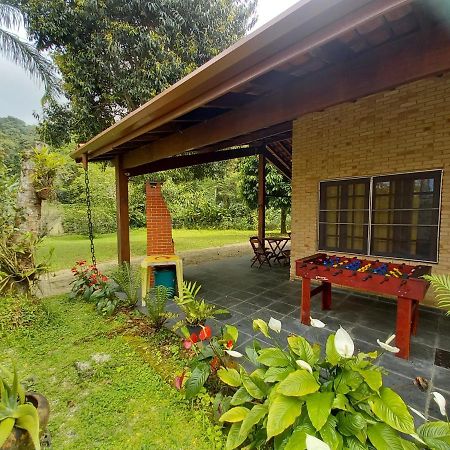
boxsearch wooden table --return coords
[265,237,290,264]
[295,253,431,359]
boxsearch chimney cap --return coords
[148,181,163,187]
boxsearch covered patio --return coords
[176,255,450,421]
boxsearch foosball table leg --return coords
[301,277,311,325]
[396,297,413,359]
[322,282,332,310]
[411,300,419,336]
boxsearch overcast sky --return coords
[0,0,299,124]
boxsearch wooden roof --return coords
[71,0,450,176]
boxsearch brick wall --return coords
[291,73,450,306]
[146,182,174,255]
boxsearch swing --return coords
[82,154,97,269]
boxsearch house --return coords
[71,0,450,307]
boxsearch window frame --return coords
[317,169,443,263]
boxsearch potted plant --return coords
[0,367,50,450]
[174,281,228,333]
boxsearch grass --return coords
[0,296,221,449]
[38,228,254,271]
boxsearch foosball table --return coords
[295,253,432,359]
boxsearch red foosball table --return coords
[295,253,432,359]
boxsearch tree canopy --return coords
[15,0,257,144]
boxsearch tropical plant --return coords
[174,281,228,327]
[30,145,64,195]
[110,262,141,307]
[0,366,40,449]
[215,317,449,450]
[0,1,58,97]
[0,231,49,295]
[145,285,176,331]
[423,274,450,314]
[175,324,239,400]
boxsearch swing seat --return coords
[141,255,184,305]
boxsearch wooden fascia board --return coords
[73,0,410,161]
[123,25,450,170]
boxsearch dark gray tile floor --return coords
[176,255,450,421]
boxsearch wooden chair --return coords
[249,236,273,268]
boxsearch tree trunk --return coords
[15,148,42,236]
[280,207,287,235]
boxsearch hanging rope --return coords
[82,154,97,269]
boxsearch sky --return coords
[0,0,300,124]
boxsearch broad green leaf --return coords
[367,423,403,450]
[184,363,210,399]
[326,335,341,366]
[345,436,367,450]
[264,366,294,383]
[274,428,292,450]
[253,319,270,337]
[400,438,419,450]
[245,343,261,367]
[14,409,40,450]
[267,394,303,440]
[417,421,450,450]
[258,348,290,367]
[230,387,253,406]
[307,392,335,431]
[241,371,265,400]
[217,368,241,387]
[357,368,382,392]
[332,394,352,412]
[288,336,317,365]
[334,369,363,395]
[320,415,343,450]
[223,324,239,343]
[225,422,246,450]
[239,404,268,441]
[285,420,316,450]
[278,370,320,397]
[369,387,415,434]
[336,412,366,437]
[0,417,15,448]
[220,406,250,423]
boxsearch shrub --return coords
[423,274,450,314]
[216,318,450,450]
[62,204,117,235]
[110,263,141,307]
[145,286,176,331]
[0,295,50,336]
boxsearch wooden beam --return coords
[264,149,292,179]
[123,25,450,170]
[258,153,266,248]
[115,156,130,264]
[127,146,262,177]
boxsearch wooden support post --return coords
[115,156,130,265]
[258,152,266,249]
[301,277,311,325]
[396,297,413,359]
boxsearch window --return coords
[319,170,442,262]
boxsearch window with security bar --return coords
[318,170,442,262]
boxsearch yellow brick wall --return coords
[291,73,450,307]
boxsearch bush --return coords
[0,295,50,335]
[62,204,117,235]
[145,286,176,331]
[110,263,141,307]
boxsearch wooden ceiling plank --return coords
[123,24,450,171]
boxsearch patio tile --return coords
[431,365,450,393]
[245,295,277,308]
[212,296,243,308]
[266,301,297,316]
[230,301,265,318]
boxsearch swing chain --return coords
[84,163,97,269]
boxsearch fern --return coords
[110,263,141,307]
[145,285,176,330]
[423,274,450,315]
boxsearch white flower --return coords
[296,359,313,373]
[225,350,243,358]
[306,434,331,450]
[334,327,354,358]
[310,317,326,328]
[408,406,427,420]
[377,335,400,353]
[432,391,447,416]
[268,317,282,333]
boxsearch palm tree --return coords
[0,1,59,97]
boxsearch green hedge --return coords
[62,204,117,235]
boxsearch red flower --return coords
[210,356,220,371]
[76,260,86,266]
[174,371,186,390]
[199,325,212,341]
[190,333,199,344]
[71,268,77,273]
[226,340,234,349]
[101,275,108,282]
[183,339,193,349]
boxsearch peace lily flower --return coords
[408,405,427,421]
[268,317,282,333]
[310,317,326,328]
[225,349,243,358]
[334,327,354,358]
[306,434,331,450]
[377,334,400,353]
[296,359,313,373]
[432,391,447,416]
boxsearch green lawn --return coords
[1,296,220,449]
[39,228,254,271]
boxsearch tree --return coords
[240,156,291,234]
[16,0,257,144]
[0,1,58,97]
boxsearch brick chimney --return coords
[146,182,175,255]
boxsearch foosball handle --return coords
[362,274,372,281]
